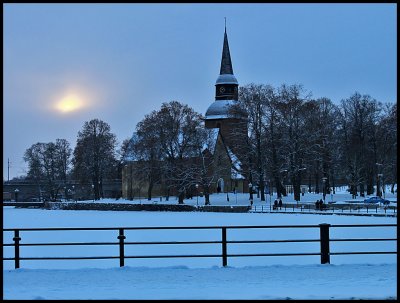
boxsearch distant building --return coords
[3,179,122,202]
[122,26,249,200]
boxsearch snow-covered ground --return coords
[66,185,397,206]
[2,187,397,300]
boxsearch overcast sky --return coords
[3,3,396,180]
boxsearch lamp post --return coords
[322,177,327,203]
[14,188,20,202]
[297,167,307,203]
[195,184,199,207]
[267,180,272,211]
[249,182,253,206]
[376,163,383,197]
[91,184,95,202]
[377,174,383,198]
[98,180,101,199]
[279,169,288,198]
[72,185,76,202]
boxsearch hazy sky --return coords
[3,3,397,180]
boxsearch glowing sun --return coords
[56,94,84,113]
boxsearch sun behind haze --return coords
[55,94,85,113]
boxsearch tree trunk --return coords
[147,180,153,201]
[259,174,265,201]
[178,191,185,204]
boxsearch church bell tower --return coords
[205,25,239,129]
[205,24,246,150]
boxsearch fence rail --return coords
[3,224,397,269]
[252,203,397,216]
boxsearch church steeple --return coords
[220,26,234,75]
[205,22,240,122]
[215,23,238,101]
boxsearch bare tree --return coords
[72,119,117,200]
[376,103,397,194]
[159,101,205,203]
[132,110,164,200]
[302,98,341,195]
[235,83,273,201]
[275,84,311,202]
[23,139,72,201]
[337,92,384,197]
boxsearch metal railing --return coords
[3,224,397,269]
[252,204,397,216]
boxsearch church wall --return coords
[122,163,168,200]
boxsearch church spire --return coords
[220,21,234,75]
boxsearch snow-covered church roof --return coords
[205,99,237,120]
[215,74,238,85]
[227,146,244,180]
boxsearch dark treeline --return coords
[231,83,397,201]
[19,83,396,202]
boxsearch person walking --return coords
[315,199,320,211]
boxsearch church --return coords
[204,25,248,195]
[122,26,249,200]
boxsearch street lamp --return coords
[98,180,101,199]
[249,182,253,205]
[267,180,272,211]
[72,185,76,202]
[297,167,307,202]
[279,169,288,198]
[195,184,199,207]
[234,187,237,204]
[376,163,383,197]
[322,177,327,203]
[14,188,20,202]
[91,184,95,202]
[67,189,72,201]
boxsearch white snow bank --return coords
[3,263,396,300]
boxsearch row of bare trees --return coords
[230,83,397,201]
[23,119,119,201]
[22,84,396,203]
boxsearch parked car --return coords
[364,196,390,205]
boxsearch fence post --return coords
[13,229,21,269]
[222,227,227,267]
[117,228,126,267]
[319,223,330,264]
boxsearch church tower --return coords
[205,24,248,193]
[205,24,246,151]
[205,25,239,128]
